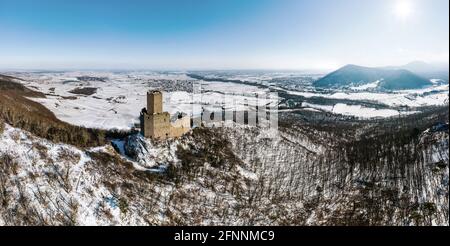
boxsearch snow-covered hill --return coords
[1,119,448,225]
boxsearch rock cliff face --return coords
[123,133,178,169]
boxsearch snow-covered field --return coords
[301,102,409,118]
[9,71,277,130]
[286,84,449,108]
[5,71,449,128]
[350,80,381,91]
[280,80,448,118]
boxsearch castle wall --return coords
[143,112,171,139]
[169,126,189,138]
[169,116,191,138]
[171,116,190,129]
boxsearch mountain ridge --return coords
[314,64,433,90]
[393,61,449,81]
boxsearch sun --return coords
[394,0,414,20]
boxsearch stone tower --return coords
[147,90,163,114]
[141,90,170,139]
[140,90,191,140]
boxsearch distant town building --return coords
[140,90,190,140]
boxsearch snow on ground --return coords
[0,123,187,225]
[302,102,334,112]
[302,102,403,118]
[332,103,401,118]
[12,71,276,130]
[166,87,278,117]
[7,71,449,130]
[201,81,269,94]
[349,80,381,91]
[0,123,271,225]
[0,115,448,225]
[236,165,258,180]
[430,79,446,85]
[0,124,123,225]
[285,84,449,107]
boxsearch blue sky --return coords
[0,0,448,70]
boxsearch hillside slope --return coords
[315,65,432,90]
[0,74,129,147]
[395,61,449,81]
[1,111,448,225]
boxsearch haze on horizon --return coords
[0,0,448,71]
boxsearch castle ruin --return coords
[140,90,190,140]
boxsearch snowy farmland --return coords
[10,71,277,130]
[5,70,449,128]
[284,84,449,108]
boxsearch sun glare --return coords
[394,0,414,20]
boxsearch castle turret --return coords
[147,90,163,114]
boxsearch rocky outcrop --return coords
[123,133,178,169]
